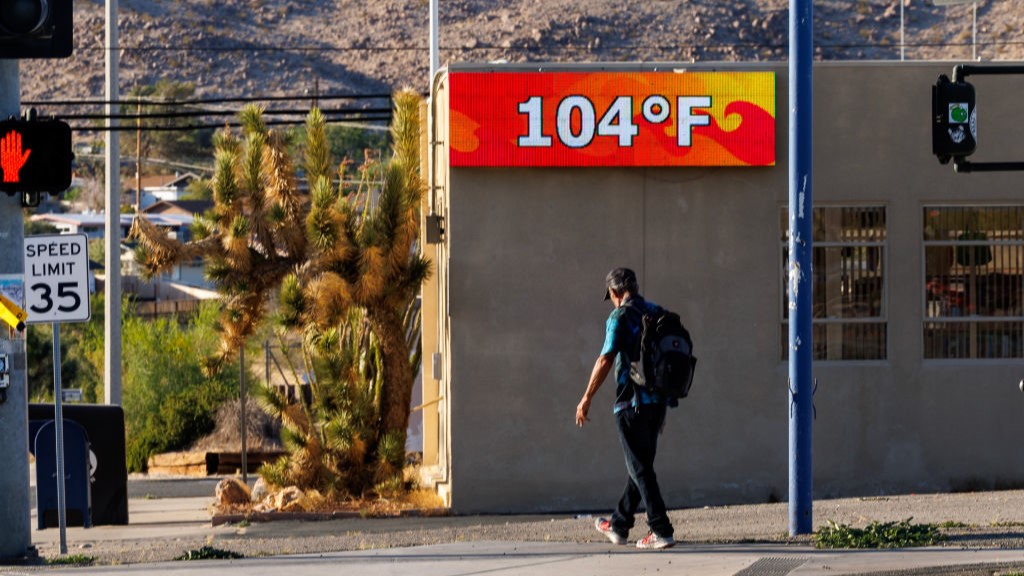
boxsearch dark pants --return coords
[610,403,673,538]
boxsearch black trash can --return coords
[29,404,129,526]
[33,420,92,530]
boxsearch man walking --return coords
[576,267,675,549]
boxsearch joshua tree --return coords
[132,89,429,496]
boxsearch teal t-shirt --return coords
[600,296,665,413]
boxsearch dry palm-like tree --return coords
[132,104,307,359]
[133,89,430,497]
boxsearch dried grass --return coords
[192,398,283,453]
[213,487,445,518]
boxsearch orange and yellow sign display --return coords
[449,71,776,167]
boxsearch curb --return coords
[211,507,450,526]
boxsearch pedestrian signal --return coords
[932,74,976,165]
[0,118,72,194]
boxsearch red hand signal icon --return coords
[0,120,72,193]
[1,130,32,184]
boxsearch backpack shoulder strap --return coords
[622,298,646,322]
[621,298,646,360]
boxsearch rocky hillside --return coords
[21,0,1024,103]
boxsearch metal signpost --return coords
[24,233,92,555]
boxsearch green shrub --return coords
[814,519,946,549]
[45,554,95,566]
[26,295,105,404]
[123,301,240,472]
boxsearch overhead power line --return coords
[55,107,392,122]
[23,92,393,108]
[78,44,428,53]
[20,92,396,133]
[73,115,393,133]
[56,36,1024,55]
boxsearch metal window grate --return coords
[923,206,1024,360]
[781,206,887,361]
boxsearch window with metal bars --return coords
[923,206,1024,360]
[780,206,887,361]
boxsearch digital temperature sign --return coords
[449,71,776,167]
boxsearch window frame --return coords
[780,204,889,364]
[921,204,1024,363]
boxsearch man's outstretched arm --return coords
[576,353,614,427]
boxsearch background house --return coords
[31,207,216,316]
[122,201,216,312]
[29,212,118,240]
[135,172,203,210]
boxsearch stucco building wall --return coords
[421,62,1024,513]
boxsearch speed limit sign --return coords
[24,234,91,324]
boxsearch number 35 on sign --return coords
[24,233,91,324]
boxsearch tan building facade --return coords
[419,62,1024,514]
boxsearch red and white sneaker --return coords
[594,517,627,545]
[636,532,676,549]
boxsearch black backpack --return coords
[627,303,697,400]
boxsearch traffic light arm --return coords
[954,158,1024,173]
[953,64,1024,82]
[950,64,1024,173]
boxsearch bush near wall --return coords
[122,302,240,472]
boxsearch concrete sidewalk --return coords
[16,486,1024,575]
[17,540,1024,576]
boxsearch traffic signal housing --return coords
[932,74,976,165]
[0,118,73,194]
[0,0,73,59]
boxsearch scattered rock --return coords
[275,486,305,512]
[147,451,207,476]
[251,477,269,503]
[254,493,276,513]
[215,478,251,507]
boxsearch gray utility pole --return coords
[104,0,122,406]
[0,59,32,560]
[429,0,438,84]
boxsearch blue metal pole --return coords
[788,0,814,536]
